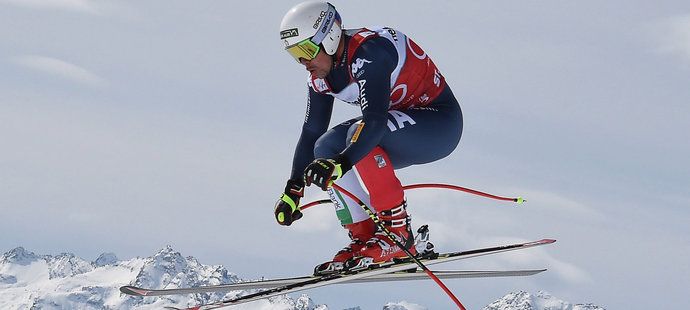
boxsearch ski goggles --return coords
[285,38,320,63]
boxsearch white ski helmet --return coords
[280,1,342,62]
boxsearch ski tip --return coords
[525,268,548,275]
[120,285,149,296]
[522,239,556,246]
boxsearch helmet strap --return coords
[332,35,347,68]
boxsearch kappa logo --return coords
[351,58,372,77]
[280,28,299,39]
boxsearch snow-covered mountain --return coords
[0,246,324,310]
[483,291,605,310]
[0,246,604,310]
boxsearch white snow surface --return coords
[0,247,603,310]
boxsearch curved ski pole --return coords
[301,182,524,210]
[404,183,524,203]
[331,183,467,310]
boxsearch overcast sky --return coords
[1,1,689,309]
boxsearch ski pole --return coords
[331,183,468,310]
[301,182,524,210]
[403,183,524,203]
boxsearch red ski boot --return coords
[346,202,416,270]
[313,218,376,275]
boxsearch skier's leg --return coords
[314,118,372,226]
[351,146,404,213]
[378,89,463,169]
[314,86,463,268]
[347,86,463,265]
[349,146,415,264]
[326,172,372,224]
[313,119,377,274]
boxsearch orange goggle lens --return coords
[285,39,320,63]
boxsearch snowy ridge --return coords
[383,301,427,310]
[483,291,606,310]
[1,247,41,266]
[45,252,94,279]
[0,246,324,310]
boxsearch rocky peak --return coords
[94,252,118,267]
[45,252,94,279]
[483,291,606,310]
[1,247,41,266]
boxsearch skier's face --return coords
[300,49,332,79]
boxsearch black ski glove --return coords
[274,179,304,226]
[304,154,352,191]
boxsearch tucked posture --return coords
[274,1,463,274]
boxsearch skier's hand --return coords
[303,155,351,191]
[274,179,304,226]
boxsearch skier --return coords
[274,1,463,274]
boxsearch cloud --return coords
[11,55,107,88]
[0,0,100,14]
[651,14,690,63]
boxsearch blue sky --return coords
[1,1,689,309]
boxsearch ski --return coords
[120,269,546,297]
[140,238,555,310]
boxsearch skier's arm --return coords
[290,86,334,181]
[276,87,333,225]
[302,38,398,191]
[337,38,397,167]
